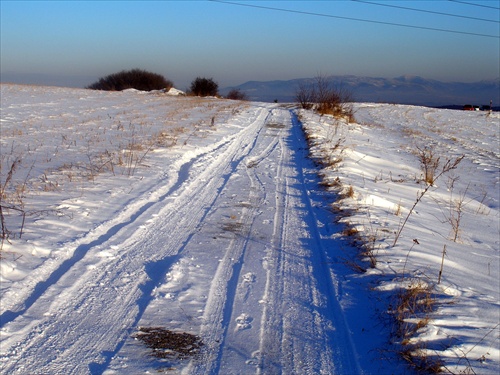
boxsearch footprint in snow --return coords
[240,272,256,301]
[235,313,253,331]
[242,272,256,284]
[245,350,262,366]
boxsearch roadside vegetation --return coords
[295,74,355,122]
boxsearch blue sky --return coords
[1,0,499,89]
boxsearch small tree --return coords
[189,77,219,97]
[295,81,315,109]
[226,89,248,101]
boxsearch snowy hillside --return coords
[0,84,498,374]
[300,104,499,374]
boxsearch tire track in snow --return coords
[288,111,361,374]
[254,109,361,374]
[189,108,360,374]
[0,106,274,374]
[0,127,234,324]
[190,109,283,374]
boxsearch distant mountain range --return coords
[221,75,500,107]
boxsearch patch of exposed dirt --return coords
[134,327,204,360]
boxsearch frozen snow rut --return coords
[0,105,359,374]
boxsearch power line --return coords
[209,0,500,39]
[352,0,499,23]
[448,0,500,11]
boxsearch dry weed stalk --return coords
[445,178,471,243]
[438,244,446,284]
[416,146,440,185]
[360,217,379,268]
[1,158,24,248]
[394,201,402,216]
[393,153,464,247]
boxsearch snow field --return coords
[0,84,498,374]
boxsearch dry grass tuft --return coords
[400,344,444,374]
[345,185,355,198]
[390,279,444,373]
[393,280,435,338]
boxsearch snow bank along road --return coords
[0,101,361,374]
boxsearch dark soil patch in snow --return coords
[134,327,203,360]
[221,220,244,233]
[265,122,285,129]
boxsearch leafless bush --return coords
[295,81,315,110]
[295,75,354,120]
[226,89,248,101]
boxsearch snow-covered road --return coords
[1,102,359,374]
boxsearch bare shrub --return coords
[295,81,315,109]
[314,74,342,116]
[295,75,354,120]
[189,77,219,97]
[226,89,248,101]
[87,69,174,91]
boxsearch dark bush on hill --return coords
[87,69,173,91]
[189,77,219,97]
[226,89,248,101]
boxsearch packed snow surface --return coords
[0,84,498,374]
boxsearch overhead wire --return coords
[352,0,500,23]
[209,0,500,39]
[447,0,500,11]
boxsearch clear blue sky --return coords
[1,0,499,89]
